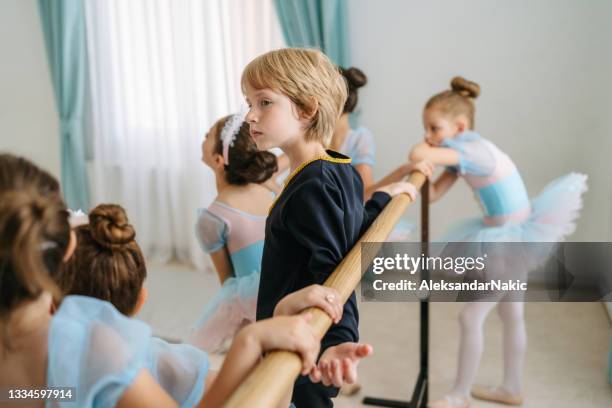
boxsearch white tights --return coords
[450,301,526,397]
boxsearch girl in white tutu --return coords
[409,77,587,408]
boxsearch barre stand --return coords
[363,180,430,408]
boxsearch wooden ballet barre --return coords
[224,171,428,408]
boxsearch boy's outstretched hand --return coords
[309,343,373,387]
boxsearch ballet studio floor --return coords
[138,261,612,408]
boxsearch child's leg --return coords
[451,301,497,397]
[497,301,526,395]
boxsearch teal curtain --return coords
[273,0,350,66]
[38,0,90,210]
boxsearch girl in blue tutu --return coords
[409,77,587,408]
[333,67,432,243]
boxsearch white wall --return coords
[0,0,60,178]
[349,0,612,241]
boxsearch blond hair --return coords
[241,48,347,147]
[425,76,481,129]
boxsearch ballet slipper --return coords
[428,395,470,408]
[471,385,523,405]
[339,382,361,396]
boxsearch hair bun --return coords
[342,67,367,89]
[89,204,135,249]
[451,76,480,98]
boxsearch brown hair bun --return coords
[451,76,480,98]
[342,67,367,89]
[89,204,136,249]
[340,67,368,114]
[213,119,278,186]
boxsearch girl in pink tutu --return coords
[191,112,277,352]
[409,77,587,408]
